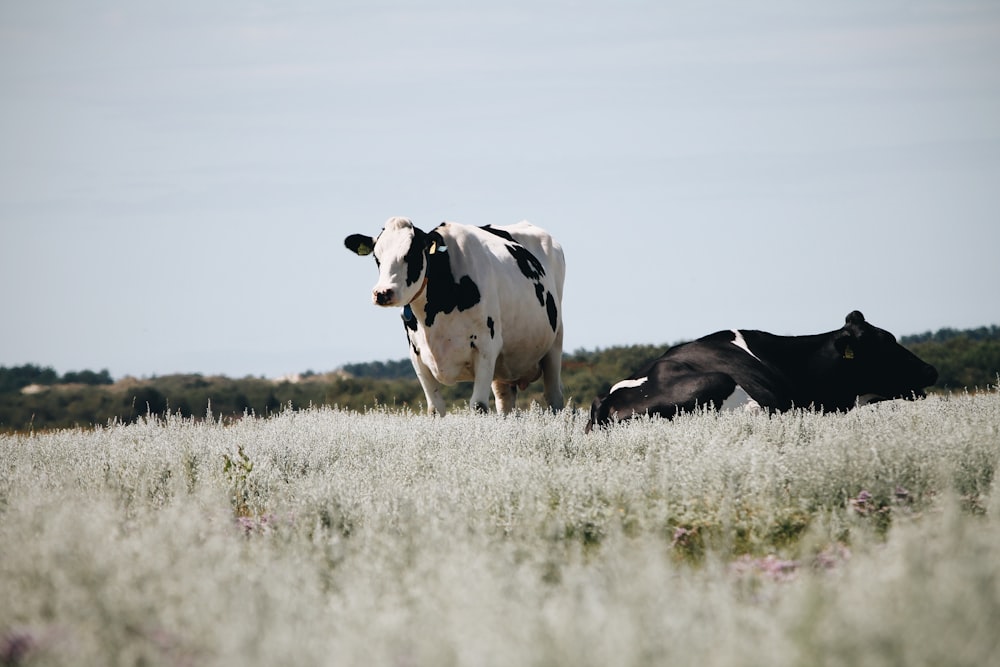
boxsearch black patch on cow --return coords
[479,224,516,243]
[469,334,478,350]
[506,244,546,281]
[423,245,481,327]
[403,228,426,287]
[545,292,558,332]
[401,319,420,357]
[534,282,546,307]
[489,230,557,332]
[700,330,739,345]
[401,307,419,355]
[371,229,384,267]
[434,225,556,334]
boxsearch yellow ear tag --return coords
[428,241,438,255]
[844,345,854,360]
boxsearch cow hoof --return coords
[473,402,489,414]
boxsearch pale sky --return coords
[2,1,999,379]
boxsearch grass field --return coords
[2,392,999,666]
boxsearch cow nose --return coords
[373,288,394,306]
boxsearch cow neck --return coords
[407,276,429,305]
[744,330,831,363]
[406,247,437,306]
[401,276,428,328]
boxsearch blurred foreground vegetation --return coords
[1,324,997,432]
[1,394,998,665]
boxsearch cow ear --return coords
[345,234,375,256]
[426,231,448,255]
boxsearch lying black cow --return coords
[585,311,938,432]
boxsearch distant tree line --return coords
[901,325,1000,345]
[903,334,1000,391]
[341,358,414,380]
[1,324,997,433]
[0,364,113,394]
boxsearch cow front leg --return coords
[411,352,447,416]
[469,351,498,414]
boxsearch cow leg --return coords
[410,351,447,416]
[492,380,517,414]
[733,379,792,412]
[469,350,497,414]
[540,323,565,411]
[598,371,736,427]
[586,394,615,432]
[651,372,737,414]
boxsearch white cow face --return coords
[345,217,428,307]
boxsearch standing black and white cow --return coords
[345,217,565,415]
[586,311,938,432]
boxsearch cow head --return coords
[833,310,938,402]
[345,217,444,308]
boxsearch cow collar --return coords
[408,276,429,305]
[402,277,428,325]
[403,238,442,309]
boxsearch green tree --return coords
[62,369,113,386]
[0,364,59,393]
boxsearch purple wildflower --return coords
[850,490,874,515]
[730,554,800,582]
[0,630,36,666]
[237,513,276,535]
[236,512,294,535]
[813,543,852,571]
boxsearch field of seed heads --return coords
[2,391,999,666]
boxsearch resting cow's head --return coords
[833,310,938,402]
[345,217,444,308]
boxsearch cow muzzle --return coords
[373,288,396,306]
[904,364,938,400]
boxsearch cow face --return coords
[834,310,938,401]
[345,217,436,308]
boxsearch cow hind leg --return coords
[654,372,737,414]
[588,372,736,431]
[539,326,565,411]
[492,380,518,414]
